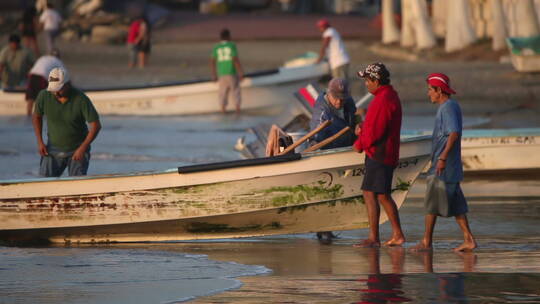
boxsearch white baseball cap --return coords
[47,67,70,92]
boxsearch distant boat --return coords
[0,63,329,116]
[0,136,431,244]
[506,35,540,72]
[235,86,540,173]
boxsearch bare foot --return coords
[353,239,380,248]
[453,239,477,252]
[409,241,432,252]
[384,236,406,247]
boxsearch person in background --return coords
[353,62,404,248]
[411,73,477,252]
[32,67,101,177]
[39,2,62,55]
[210,28,244,114]
[25,48,64,116]
[126,16,151,68]
[19,7,40,57]
[315,18,350,82]
[0,34,35,90]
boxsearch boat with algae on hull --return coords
[0,136,430,244]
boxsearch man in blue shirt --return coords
[309,78,357,150]
[411,73,477,252]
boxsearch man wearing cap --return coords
[309,77,358,242]
[309,78,358,150]
[315,19,350,82]
[32,67,101,177]
[411,73,477,252]
[0,34,35,90]
[25,49,65,116]
[353,62,404,248]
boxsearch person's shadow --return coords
[357,247,411,303]
[413,250,477,303]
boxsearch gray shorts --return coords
[218,75,241,108]
[424,175,468,217]
[128,44,138,65]
[39,147,91,177]
[331,63,349,82]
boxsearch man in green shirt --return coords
[210,28,244,114]
[32,67,101,177]
[0,34,35,89]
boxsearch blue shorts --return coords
[39,147,91,177]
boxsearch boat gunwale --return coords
[0,135,432,187]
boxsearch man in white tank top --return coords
[316,19,350,83]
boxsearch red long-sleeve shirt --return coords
[353,85,402,167]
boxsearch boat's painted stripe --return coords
[178,153,302,174]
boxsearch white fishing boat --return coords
[460,129,540,172]
[506,35,540,72]
[0,63,329,116]
[0,136,431,244]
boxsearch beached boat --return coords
[460,129,540,172]
[235,89,540,172]
[0,136,430,244]
[0,62,329,116]
[506,35,540,72]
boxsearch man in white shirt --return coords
[39,2,62,54]
[316,18,351,83]
[25,49,64,116]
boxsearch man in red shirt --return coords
[353,63,404,248]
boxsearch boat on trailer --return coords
[0,63,329,116]
[0,136,430,244]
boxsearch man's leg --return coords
[354,190,380,247]
[67,152,90,176]
[377,193,405,246]
[218,76,230,113]
[43,30,53,54]
[453,214,477,252]
[26,99,34,117]
[232,75,241,114]
[410,214,437,251]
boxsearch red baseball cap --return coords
[427,73,456,95]
[317,18,330,28]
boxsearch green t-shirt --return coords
[211,41,238,76]
[35,87,100,151]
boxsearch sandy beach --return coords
[1,10,540,303]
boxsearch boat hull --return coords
[462,134,540,171]
[0,137,431,243]
[0,64,328,116]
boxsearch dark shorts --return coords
[25,74,48,101]
[424,175,468,217]
[136,41,151,53]
[361,156,394,194]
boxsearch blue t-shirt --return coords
[427,99,463,182]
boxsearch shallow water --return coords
[1,115,540,303]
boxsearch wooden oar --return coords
[278,120,331,155]
[302,126,351,153]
